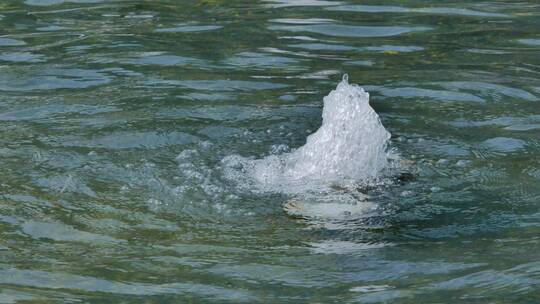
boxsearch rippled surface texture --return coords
[1,0,540,303]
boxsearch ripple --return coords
[0,68,112,91]
[369,86,484,103]
[259,46,343,60]
[414,7,508,17]
[329,5,407,13]
[466,48,510,55]
[350,284,394,293]
[199,126,241,139]
[328,5,509,17]
[35,174,97,197]
[128,52,204,67]
[482,137,527,153]
[345,60,374,66]
[46,131,200,149]
[157,105,269,121]
[156,243,251,255]
[517,39,540,46]
[36,25,68,31]
[0,266,255,301]
[0,38,26,46]
[287,43,424,53]
[21,220,121,244]
[269,24,430,38]
[427,262,540,295]
[414,139,470,157]
[270,18,333,24]
[24,0,103,5]
[440,81,537,102]
[0,290,35,303]
[280,35,318,41]
[155,24,222,33]
[360,45,424,52]
[504,124,540,131]
[449,116,535,129]
[156,79,289,91]
[223,51,300,70]
[0,52,46,63]
[297,69,341,79]
[288,43,356,51]
[179,92,233,102]
[209,263,332,287]
[353,289,412,303]
[307,241,389,254]
[264,0,342,8]
[0,104,118,121]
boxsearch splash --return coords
[284,74,391,182]
[221,75,402,224]
[223,74,395,198]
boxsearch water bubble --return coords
[270,144,290,154]
[456,160,471,167]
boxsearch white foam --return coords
[285,74,391,182]
[223,74,395,196]
[221,75,402,224]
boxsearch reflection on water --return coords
[268,23,431,38]
[329,5,510,18]
[155,24,223,33]
[1,0,540,303]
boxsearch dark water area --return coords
[1,0,540,303]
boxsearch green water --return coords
[1,0,540,303]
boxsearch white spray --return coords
[283,74,390,182]
[223,74,394,198]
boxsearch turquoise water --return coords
[1,0,540,302]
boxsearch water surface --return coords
[1,0,540,303]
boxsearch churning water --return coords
[1,0,540,303]
[224,75,399,220]
[224,75,393,183]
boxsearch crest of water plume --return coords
[284,74,391,182]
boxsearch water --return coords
[1,0,539,302]
[223,75,394,195]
